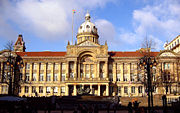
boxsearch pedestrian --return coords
[128,102,133,113]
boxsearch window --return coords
[109,63,113,70]
[32,86,36,93]
[124,86,128,94]
[26,63,30,70]
[54,87,58,93]
[90,64,94,71]
[39,86,43,93]
[32,73,36,81]
[130,74,135,82]
[40,73,44,81]
[47,64,51,70]
[86,64,89,71]
[61,86,65,93]
[85,73,90,78]
[131,86,135,93]
[47,73,51,81]
[138,86,142,93]
[54,73,58,81]
[25,73,29,81]
[54,64,58,70]
[61,74,65,81]
[62,63,66,70]
[117,74,120,81]
[40,63,44,70]
[1,86,8,94]
[118,86,121,94]
[46,87,51,93]
[18,87,21,93]
[164,63,170,70]
[178,39,179,44]
[92,74,95,78]
[109,73,113,81]
[123,74,127,81]
[70,73,74,78]
[33,63,37,70]
[86,25,90,28]
[25,86,29,93]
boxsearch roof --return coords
[16,51,66,57]
[16,51,159,57]
[108,51,159,57]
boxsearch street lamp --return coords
[6,55,23,95]
[139,56,157,113]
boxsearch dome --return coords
[78,12,98,35]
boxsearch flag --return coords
[72,9,76,14]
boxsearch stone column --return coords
[97,62,100,79]
[127,63,130,82]
[113,63,117,82]
[73,85,77,96]
[0,62,3,81]
[74,61,77,80]
[65,85,69,96]
[120,63,123,81]
[106,84,109,96]
[22,63,26,81]
[66,62,69,80]
[78,63,80,79]
[98,84,101,96]
[105,61,108,80]
[59,62,61,82]
[51,63,54,82]
[29,63,32,81]
[44,63,47,81]
[90,84,93,94]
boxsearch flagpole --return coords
[72,10,74,45]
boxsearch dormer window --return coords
[80,26,82,29]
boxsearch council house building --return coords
[0,13,179,97]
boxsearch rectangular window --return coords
[61,74,65,81]
[1,86,8,94]
[62,63,66,70]
[124,86,128,94]
[86,73,90,78]
[47,73,51,81]
[117,74,121,81]
[85,64,89,71]
[33,63,37,70]
[32,86,36,93]
[54,73,58,81]
[123,74,127,81]
[32,73,37,81]
[164,63,170,70]
[47,63,51,70]
[46,87,51,93]
[25,73,29,81]
[54,87,58,93]
[118,86,121,94]
[54,63,58,70]
[70,72,74,78]
[130,74,135,82]
[40,63,44,70]
[90,64,94,70]
[131,86,135,93]
[18,87,21,93]
[25,86,29,93]
[138,86,142,93]
[26,63,30,70]
[39,86,43,93]
[109,73,113,81]
[92,74,95,78]
[40,73,44,81]
[61,86,65,93]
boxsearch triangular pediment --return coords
[78,40,99,47]
[158,50,176,57]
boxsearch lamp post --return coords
[6,54,23,95]
[139,56,157,113]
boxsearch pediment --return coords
[158,50,176,57]
[78,40,99,47]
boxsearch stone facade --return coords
[0,13,179,97]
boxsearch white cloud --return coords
[95,19,116,44]
[118,0,180,51]
[0,0,115,40]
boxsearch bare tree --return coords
[4,40,14,51]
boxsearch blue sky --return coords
[0,0,180,52]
